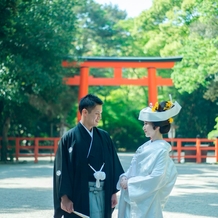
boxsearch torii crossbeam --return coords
[62,56,182,105]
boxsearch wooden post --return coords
[54,138,59,154]
[77,67,89,121]
[15,138,19,162]
[196,138,201,163]
[177,139,181,163]
[79,67,89,99]
[34,138,39,163]
[147,67,157,105]
[114,68,122,78]
[215,138,218,162]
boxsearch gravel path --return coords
[0,154,218,218]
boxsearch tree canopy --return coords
[0,0,78,161]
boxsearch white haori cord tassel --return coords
[89,163,106,188]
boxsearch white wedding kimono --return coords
[117,140,177,218]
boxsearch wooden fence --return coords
[0,137,59,163]
[0,137,218,163]
[165,138,218,163]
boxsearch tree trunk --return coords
[1,117,10,162]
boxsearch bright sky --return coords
[95,0,153,18]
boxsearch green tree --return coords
[126,0,218,137]
[0,0,78,161]
[72,0,129,56]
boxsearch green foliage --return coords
[73,0,129,56]
[172,87,217,138]
[172,37,218,94]
[208,117,218,139]
[0,0,78,141]
[128,0,217,100]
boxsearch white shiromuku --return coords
[117,140,177,218]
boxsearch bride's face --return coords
[142,121,160,140]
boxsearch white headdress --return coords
[138,95,181,122]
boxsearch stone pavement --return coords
[0,154,218,218]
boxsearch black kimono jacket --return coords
[53,122,124,218]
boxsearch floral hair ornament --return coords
[138,94,182,122]
[151,100,174,123]
[168,117,174,123]
[164,101,173,110]
[165,95,174,123]
[152,102,159,112]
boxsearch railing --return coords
[0,137,60,163]
[0,137,218,163]
[165,138,218,163]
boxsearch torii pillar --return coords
[62,56,183,120]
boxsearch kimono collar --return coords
[80,121,93,138]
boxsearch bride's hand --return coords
[120,176,128,189]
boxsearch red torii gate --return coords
[62,56,182,118]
